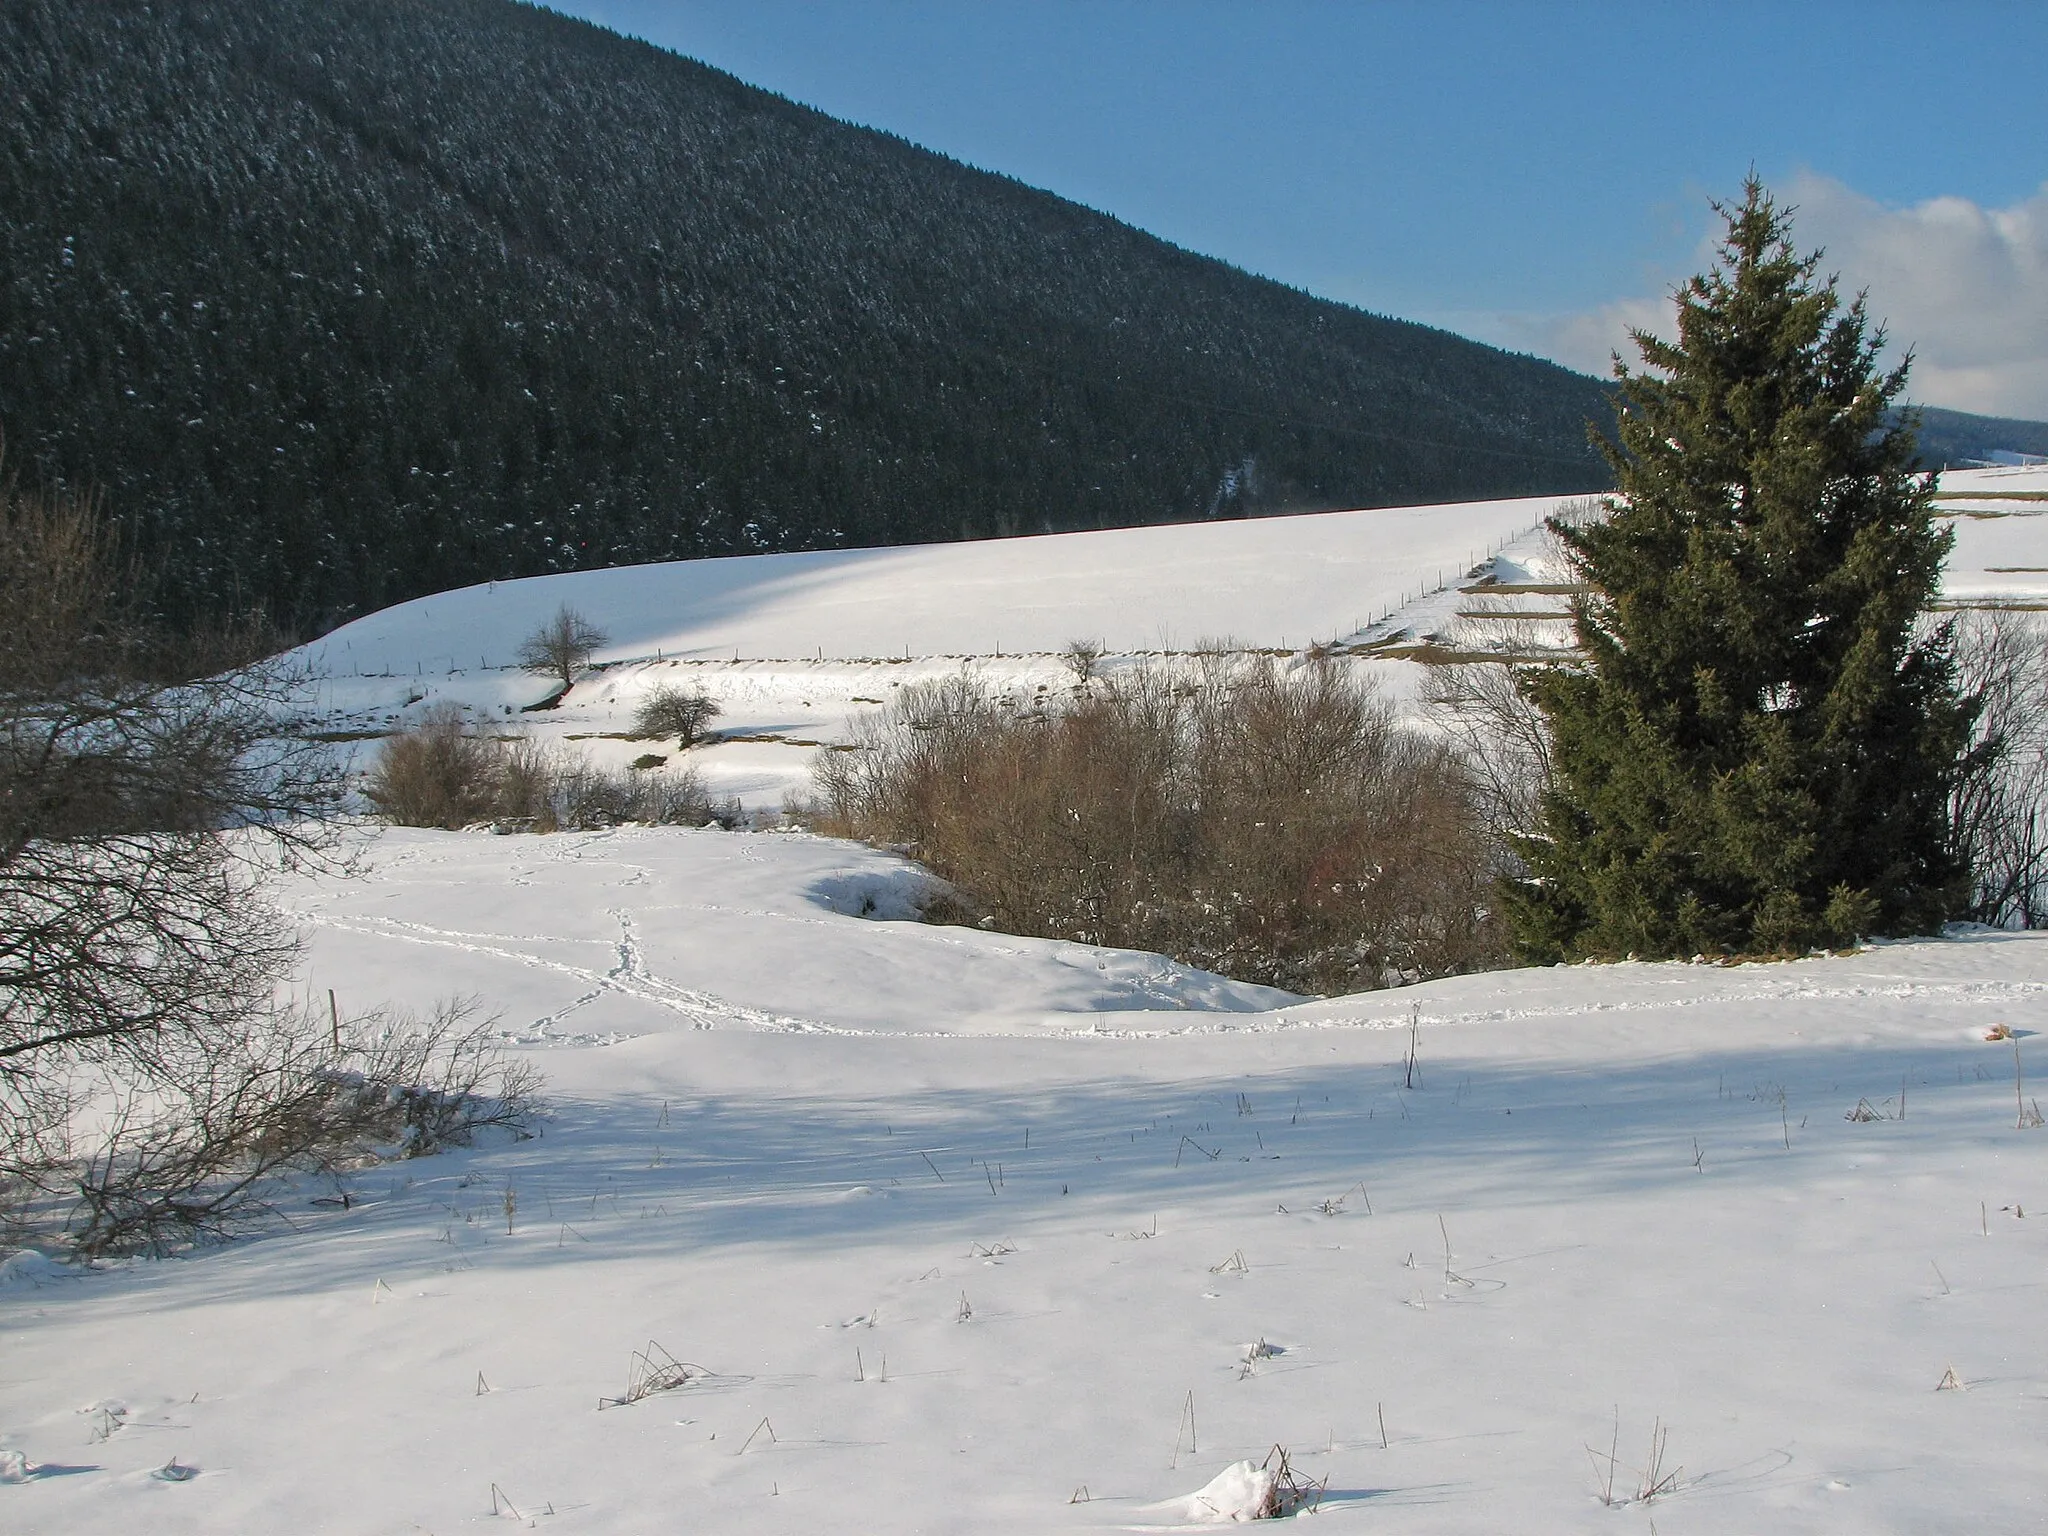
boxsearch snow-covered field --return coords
[5,470,2048,1532]
[5,825,2045,1532]
[295,465,2048,809]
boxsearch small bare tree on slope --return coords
[633,684,721,746]
[516,603,609,692]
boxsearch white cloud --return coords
[1456,175,2048,421]
[1791,173,2048,419]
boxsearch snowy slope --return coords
[1933,464,2048,606]
[6,478,2048,1533]
[301,468,2048,681]
[3,826,2044,1534]
[295,471,2048,811]
[303,495,1565,678]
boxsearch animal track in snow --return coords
[303,908,843,1034]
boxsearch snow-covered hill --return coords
[296,466,2048,809]
[5,476,2046,1533]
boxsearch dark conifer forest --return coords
[7,0,1611,633]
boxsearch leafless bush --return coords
[633,684,722,745]
[362,702,503,827]
[492,733,558,827]
[366,714,713,832]
[1952,610,2048,927]
[61,996,543,1258]
[1423,660,1555,842]
[815,658,1505,994]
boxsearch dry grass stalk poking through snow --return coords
[596,1341,713,1410]
[814,657,1505,993]
[1587,1409,1683,1508]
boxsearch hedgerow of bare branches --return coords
[815,657,1505,994]
[365,705,719,831]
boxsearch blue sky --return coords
[553,1,2048,418]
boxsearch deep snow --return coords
[5,472,2048,1532]
[3,824,2044,1533]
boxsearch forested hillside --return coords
[0,0,1624,633]
[1909,406,2048,468]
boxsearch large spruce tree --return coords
[1506,180,1975,961]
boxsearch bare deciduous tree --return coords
[1951,610,2048,928]
[0,460,541,1253]
[3,470,339,1151]
[515,604,609,692]
[1422,659,1556,843]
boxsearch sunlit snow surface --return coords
[3,824,2045,1533]
[5,472,2048,1532]
[294,466,2048,809]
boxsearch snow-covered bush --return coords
[1169,1447,1325,1521]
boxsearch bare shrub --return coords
[493,733,558,827]
[317,996,544,1159]
[514,604,608,692]
[63,997,543,1258]
[1181,661,1504,989]
[362,702,503,828]
[816,658,1505,994]
[1952,610,2048,927]
[633,684,721,745]
[366,715,713,833]
[499,738,713,831]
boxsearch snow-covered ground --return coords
[6,473,2048,1532]
[4,825,2044,1532]
[294,466,2048,810]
